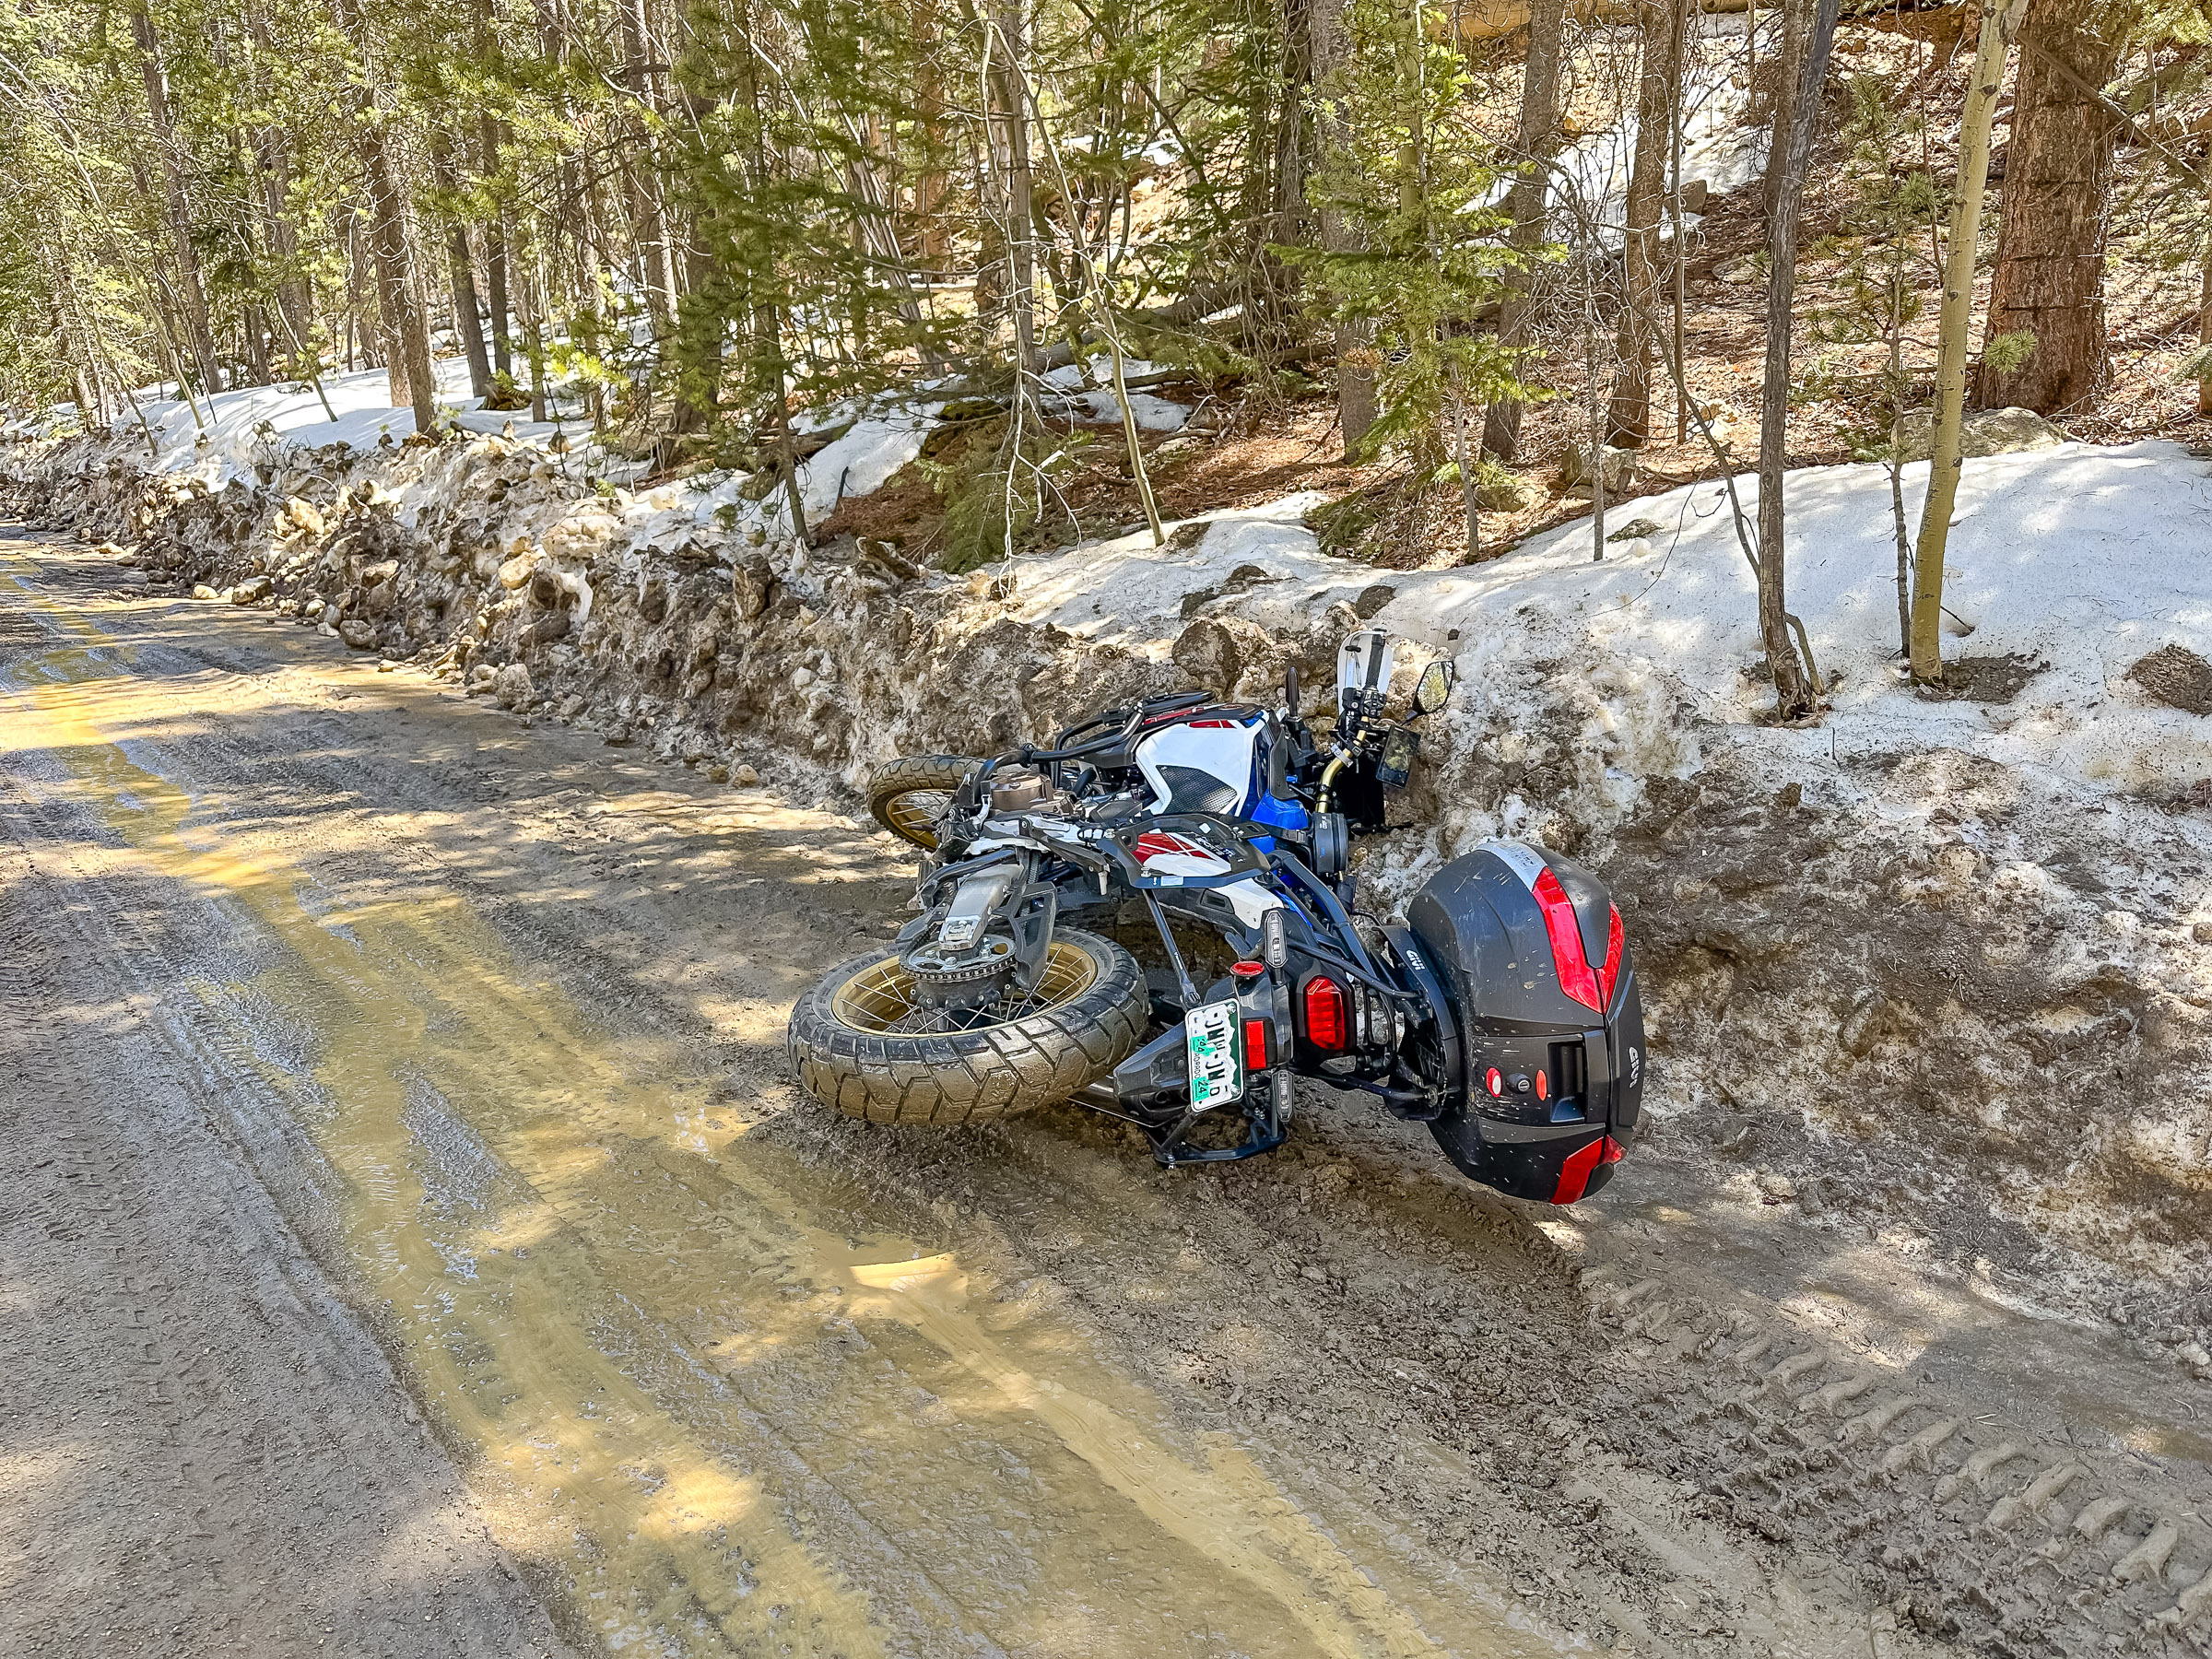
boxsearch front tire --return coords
[787,929,1147,1125]
[866,755,979,850]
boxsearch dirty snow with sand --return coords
[23,359,2212,851]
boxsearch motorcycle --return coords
[787,629,1646,1204]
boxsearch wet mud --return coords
[3,531,2208,1659]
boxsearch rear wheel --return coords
[866,755,979,850]
[787,929,1147,1124]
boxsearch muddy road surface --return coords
[3,528,2206,1659]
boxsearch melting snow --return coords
[1018,441,2212,809]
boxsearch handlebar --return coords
[1141,690,1212,714]
[1018,729,1130,765]
[1052,689,1209,754]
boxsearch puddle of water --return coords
[1,572,1553,1659]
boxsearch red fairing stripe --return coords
[1551,1135,1620,1205]
[1134,831,1214,863]
[1533,867,1604,1011]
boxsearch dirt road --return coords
[3,528,2206,1659]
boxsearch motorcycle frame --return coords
[894,650,1467,1167]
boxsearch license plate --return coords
[1184,998,1244,1111]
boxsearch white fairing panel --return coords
[1134,721,1262,816]
[1214,876,1285,928]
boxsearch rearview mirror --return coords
[1413,657,1457,716]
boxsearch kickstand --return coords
[1142,889,1202,1008]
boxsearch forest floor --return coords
[833,11,2212,573]
[6,527,2208,1659]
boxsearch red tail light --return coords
[1243,1018,1268,1070]
[1534,866,1607,1013]
[1302,976,1347,1051]
[1599,904,1624,1008]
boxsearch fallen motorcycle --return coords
[788,629,1646,1204]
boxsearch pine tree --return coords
[1281,0,1523,476]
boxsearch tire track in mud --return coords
[6,534,2209,1659]
[1581,1273,2212,1658]
[0,537,1563,1658]
[0,813,570,1656]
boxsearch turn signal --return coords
[1302,976,1347,1051]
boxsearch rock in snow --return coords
[2125,644,2212,717]
[1894,406,2064,465]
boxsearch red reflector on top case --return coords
[1552,1135,1626,1204]
[1485,1067,1502,1098]
[1534,866,1604,1012]
[1551,1136,1608,1204]
[1535,1070,1549,1101]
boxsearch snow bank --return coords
[1025,441,2212,813]
[1017,493,1341,642]
[10,351,1196,560]
[796,404,940,519]
[1400,441,2212,803]
[53,361,512,489]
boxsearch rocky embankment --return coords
[3,429,1238,790]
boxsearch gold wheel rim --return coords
[830,939,1100,1034]
[882,788,952,848]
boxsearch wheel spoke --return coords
[831,941,1098,1035]
[883,789,951,847]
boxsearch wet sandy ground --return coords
[2,529,2206,1659]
